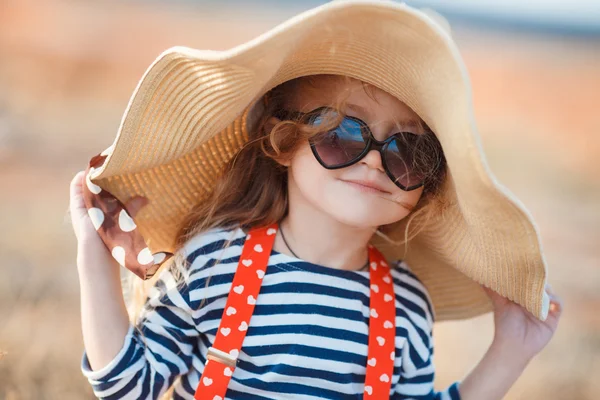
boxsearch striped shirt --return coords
[81,226,461,399]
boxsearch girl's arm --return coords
[71,171,199,399]
[78,249,200,399]
[457,340,530,400]
[78,241,131,374]
[71,170,133,373]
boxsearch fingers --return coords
[549,295,562,314]
[70,170,86,195]
[69,170,87,213]
[545,283,563,315]
[71,170,150,222]
[69,170,88,238]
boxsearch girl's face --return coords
[281,76,426,229]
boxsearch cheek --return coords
[288,142,424,226]
[288,143,347,219]
[289,144,333,193]
[385,186,424,219]
[388,185,423,205]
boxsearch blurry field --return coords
[0,0,599,399]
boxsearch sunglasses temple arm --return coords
[273,109,305,121]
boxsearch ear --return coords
[264,116,280,135]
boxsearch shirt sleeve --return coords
[80,259,200,399]
[392,263,462,400]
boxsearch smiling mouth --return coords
[341,180,390,194]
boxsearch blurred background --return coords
[0,0,598,398]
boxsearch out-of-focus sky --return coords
[409,0,600,30]
[195,0,600,33]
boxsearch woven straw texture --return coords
[89,0,549,321]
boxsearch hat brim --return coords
[90,0,550,321]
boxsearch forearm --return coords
[77,240,131,372]
[458,341,530,400]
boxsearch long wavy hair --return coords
[122,74,448,399]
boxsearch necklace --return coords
[279,224,369,272]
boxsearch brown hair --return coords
[123,74,447,398]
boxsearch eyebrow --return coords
[346,103,421,129]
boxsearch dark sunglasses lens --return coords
[312,116,366,166]
[385,135,427,188]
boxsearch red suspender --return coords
[194,223,396,399]
[194,224,277,399]
[363,243,397,396]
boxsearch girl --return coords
[69,2,562,399]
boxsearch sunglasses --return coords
[275,106,437,191]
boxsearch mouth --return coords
[340,179,390,194]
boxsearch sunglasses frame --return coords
[275,106,425,191]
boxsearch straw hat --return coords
[85,0,550,321]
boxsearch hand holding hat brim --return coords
[482,283,563,360]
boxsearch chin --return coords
[327,207,406,230]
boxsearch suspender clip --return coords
[206,346,238,368]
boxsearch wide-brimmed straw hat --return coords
[83,0,550,322]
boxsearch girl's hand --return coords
[482,283,563,363]
[70,171,100,244]
[69,170,148,259]
[458,285,562,400]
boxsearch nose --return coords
[359,148,385,173]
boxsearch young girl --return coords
[69,2,562,399]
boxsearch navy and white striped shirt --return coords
[81,226,461,399]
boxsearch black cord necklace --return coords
[279,225,369,272]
